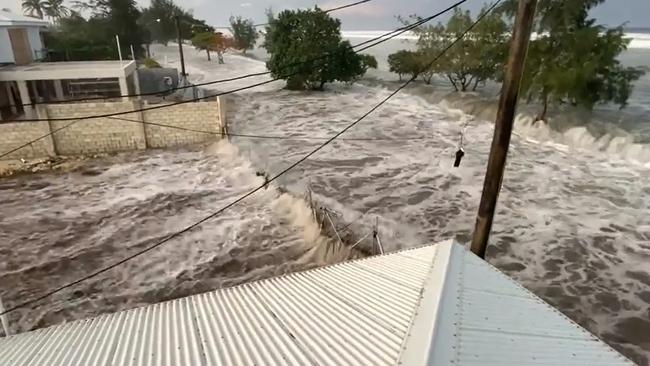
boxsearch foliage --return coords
[45,12,117,60]
[43,0,70,21]
[501,0,645,120]
[387,50,432,82]
[229,16,259,53]
[22,0,45,19]
[143,57,161,68]
[401,6,508,91]
[212,32,237,64]
[45,0,147,60]
[139,0,206,46]
[88,0,146,58]
[264,8,375,90]
[192,31,215,61]
[324,42,377,85]
[191,32,236,63]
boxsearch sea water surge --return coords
[1,32,649,363]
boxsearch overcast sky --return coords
[5,0,650,29]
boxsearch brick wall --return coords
[46,101,147,155]
[143,101,221,148]
[0,98,224,160]
[0,120,54,159]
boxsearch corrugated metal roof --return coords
[0,240,633,365]
[398,242,635,365]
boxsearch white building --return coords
[0,11,47,65]
[0,10,140,120]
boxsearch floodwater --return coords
[1,34,650,364]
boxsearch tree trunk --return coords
[472,77,481,91]
[447,74,458,91]
[206,49,211,61]
[459,74,467,92]
[535,91,549,122]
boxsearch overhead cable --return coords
[0,0,501,316]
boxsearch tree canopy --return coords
[502,0,645,120]
[263,8,377,90]
[191,31,236,63]
[192,31,215,61]
[229,16,258,54]
[388,1,644,121]
[22,0,45,19]
[139,0,209,46]
[40,0,211,62]
[394,6,507,90]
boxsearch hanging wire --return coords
[0,0,501,317]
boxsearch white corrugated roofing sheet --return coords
[399,242,635,365]
[0,240,634,365]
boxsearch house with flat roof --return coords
[0,10,141,120]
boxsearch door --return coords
[8,28,33,65]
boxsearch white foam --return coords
[341,30,650,49]
[513,114,650,163]
[626,32,650,49]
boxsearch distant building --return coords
[0,10,140,121]
[0,11,47,65]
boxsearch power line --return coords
[252,0,373,27]
[0,0,499,317]
[107,115,427,141]
[7,0,376,109]
[1,12,444,123]
[323,0,373,13]
[0,1,465,159]
[8,0,454,109]
[5,0,463,121]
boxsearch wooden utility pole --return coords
[470,0,537,259]
[175,15,187,77]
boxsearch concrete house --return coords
[0,11,47,65]
[0,10,140,120]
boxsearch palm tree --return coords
[44,0,70,23]
[21,0,45,19]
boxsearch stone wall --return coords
[0,98,223,160]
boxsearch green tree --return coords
[402,6,507,91]
[43,0,70,22]
[190,19,214,38]
[22,0,45,19]
[192,31,215,60]
[387,50,427,82]
[139,0,201,46]
[46,0,150,60]
[68,0,147,58]
[229,16,258,54]
[45,12,117,60]
[501,0,645,120]
[264,8,375,90]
